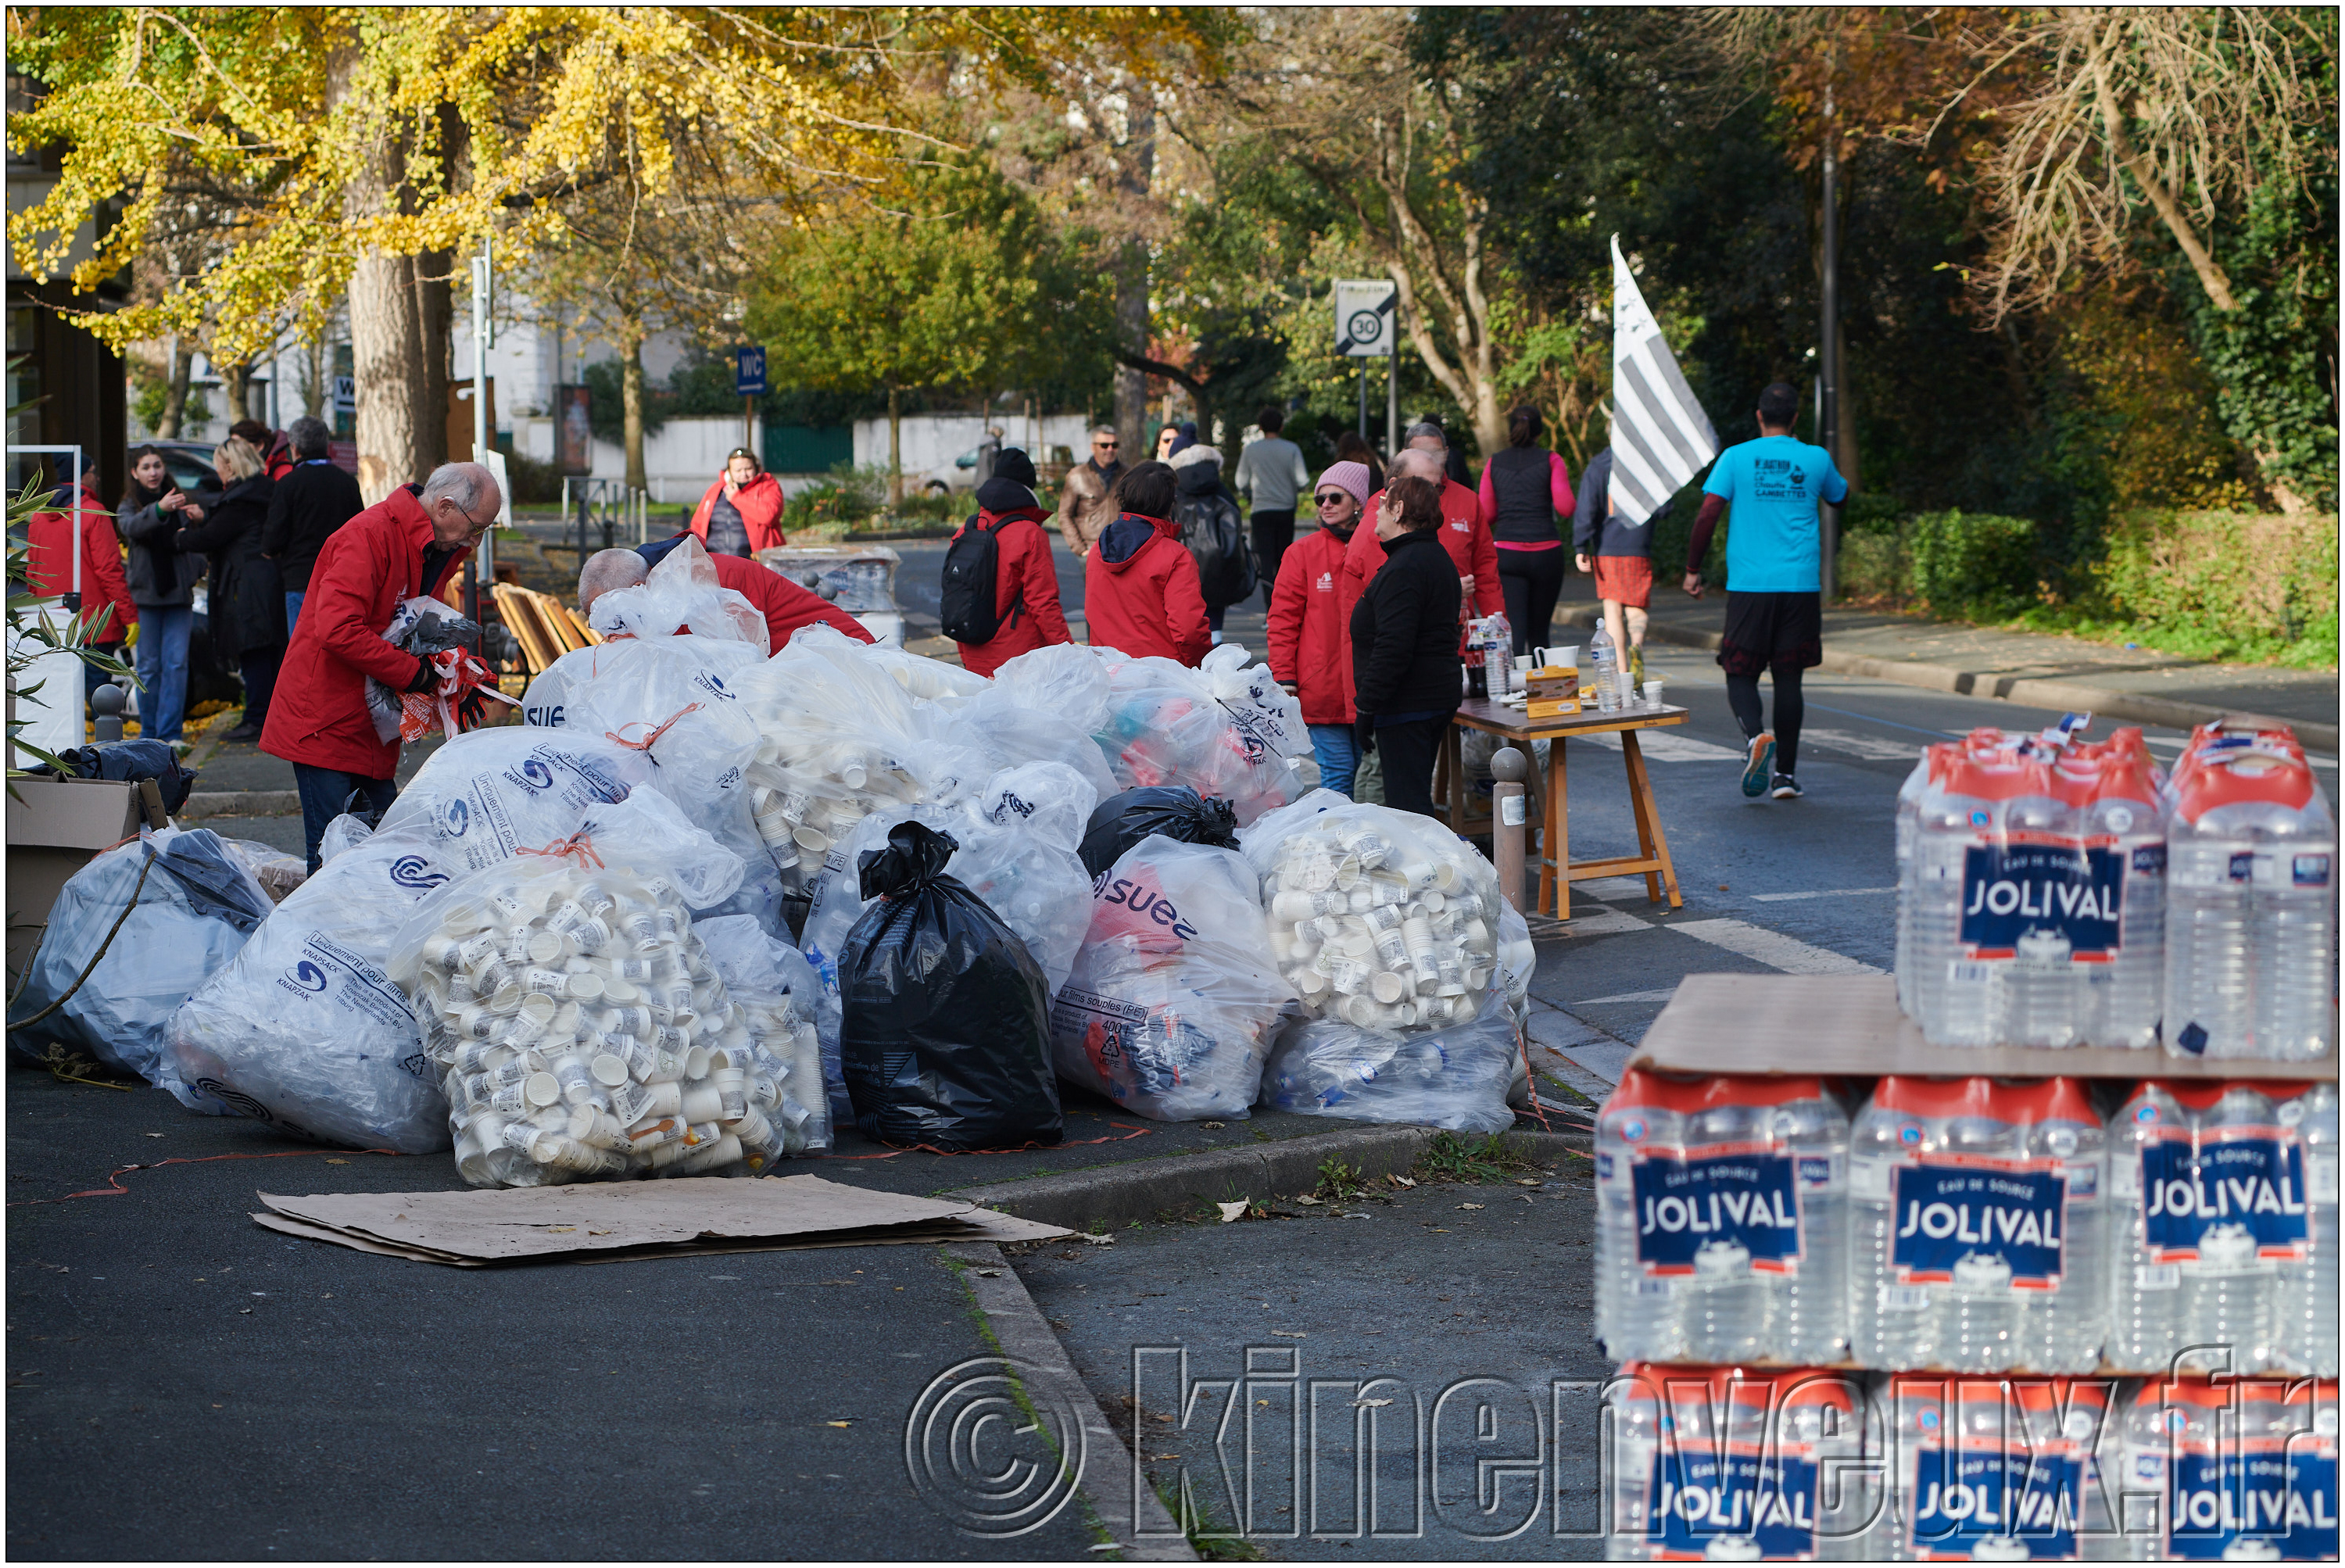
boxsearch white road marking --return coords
[1556,905,1653,935]
[1673,917,1886,976]
[1576,730,1746,762]
[1800,727,1923,762]
[1750,886,1899,903]
[1570,987,1681,1005]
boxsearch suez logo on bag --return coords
[2165,1445,2340,1560]
[1889,1159,2071,1288]
[1626,1144,1817,1275]
[1957,836,2125,958]
[1086,867,1199,942]
[2121,1123,2311,1262]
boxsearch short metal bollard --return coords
[1491,744,1528,913]
[91,679,126,745]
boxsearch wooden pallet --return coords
[492,582,599,676]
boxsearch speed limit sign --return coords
[1334,279,1395,356]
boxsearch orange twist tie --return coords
[519,832,605,869]
[604,703,704,754]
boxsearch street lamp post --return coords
[1817,72,1840,603]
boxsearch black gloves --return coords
[1353,716,1376,757]
[403,653,440,693]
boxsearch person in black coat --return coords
[260,414,363,636]
[174,435,285,742]
[1348,473,1462,818]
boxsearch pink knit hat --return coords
[1316,460,1373,507]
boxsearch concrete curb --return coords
[179,790,299,819]
[1559,606,2340,752]
[947,1241,1198,1559]
[947,1125,1592,1233]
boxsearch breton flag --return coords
[1608,234,1717,524]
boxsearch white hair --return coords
[1391,448,1446,481]
[1403,421,1448,449]
[420,461,497,517]
[578,548,648,611]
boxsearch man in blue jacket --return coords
[1681,381,1847,802]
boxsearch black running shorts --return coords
[1716,589,1823,677]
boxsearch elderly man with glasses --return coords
[1056,425,1126,558]
[261,460,504,872]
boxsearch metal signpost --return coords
[1334,279,1396,455]
[467,238,495,640]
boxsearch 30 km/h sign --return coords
[1334,279,1396,357]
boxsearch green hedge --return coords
[1908,510,2041,619]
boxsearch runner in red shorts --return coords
[1571,446,1670,686]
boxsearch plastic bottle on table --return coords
[1589,624,1620,715]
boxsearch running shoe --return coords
[1770,773,1803,800]
[1741,732,1776,797]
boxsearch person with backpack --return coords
[1168,445,1255,643]
[939,447,1072,677]
[1083,460,1209,666]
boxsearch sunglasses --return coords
[1314,492,1354,506]
[1093,440,1118,448]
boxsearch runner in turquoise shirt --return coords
[1682,383,1848,800]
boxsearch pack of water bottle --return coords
[1850,1076,2107,1373]
[2164,721,2336,1061]
[1595,1069,1852,1367]
[1604,1364,1874,1561]
[2107,1079,2340,1377]
[1861,1373,2117,1561]
[1898,719,2169,1048]
[2112,1376,2340,1561]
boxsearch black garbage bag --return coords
[27,737,198,813]
[1077,786,1240,879]
[838,821,1062,1151]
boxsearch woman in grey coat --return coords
[117,445,200,746]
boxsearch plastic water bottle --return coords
[2077,736,2166,1049]
[1595,1072,1850,1367]
[2118,1377,2340,1562]
[1894,754,1931,1018]
[2165,732,2336,1060]
[1849,1077,2105,1373]
[1590,624,1621,715]
[2304,1083,2340,1377]
[1608,1366,1870,1563]
[1876,1375,2115,1562]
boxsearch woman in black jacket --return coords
[1348,474,1462,818]
[174,436,284,742]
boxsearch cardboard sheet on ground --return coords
[252,1174,1076,1266]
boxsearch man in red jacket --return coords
[945,448,1072,677]
[1340,442,1501,628]
[22,471,138,693]
[1268,460,1370,797]
[1081,460,1209,667]
[687,448,787,556]
[261,462,502,870]
[608,536,873,653]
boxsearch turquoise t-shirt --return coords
[1702,435,1848,592]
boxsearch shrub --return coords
[2058,507,2340,668]
[499,449,564,505]
[1908,510,2040,619]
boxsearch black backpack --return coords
[1176,489,1257,610]
[940,514,1015,644]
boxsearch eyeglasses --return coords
[446,499,492,539]
[1314,492,1353,507]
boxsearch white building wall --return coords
[511,414,807,501]
[852,413,1095,487]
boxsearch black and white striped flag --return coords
[1608,234,1717,524]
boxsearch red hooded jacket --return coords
[22,479,137,644]
[1339,477,1501,628]
[1083,511,1209,667]
[707,550,873,653]
[1266,524,1355,725]
[950,502,1072,678]
[688,472,787,554]
[261,485,461,778]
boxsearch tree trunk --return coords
[1111,90,1156,461]
[887,385,903,504]
[414,246,453,475]
[620,319,647,492]
[156,338,192,439]
[221,360,252,425]
[349,252,427,503]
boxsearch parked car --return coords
[919,445,985,497]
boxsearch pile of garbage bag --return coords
[1087,646,1309,825]
[1078,785,1240,879]
[10,826,275,1081]
[1242,797,1523,1133]
[1051,836,1296,1121]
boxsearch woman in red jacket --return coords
[1081,460,1208,667]
[687,448,787,556]
[944,448,1072,678]
[1267,460,1371,797]
[22,468,138,713]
